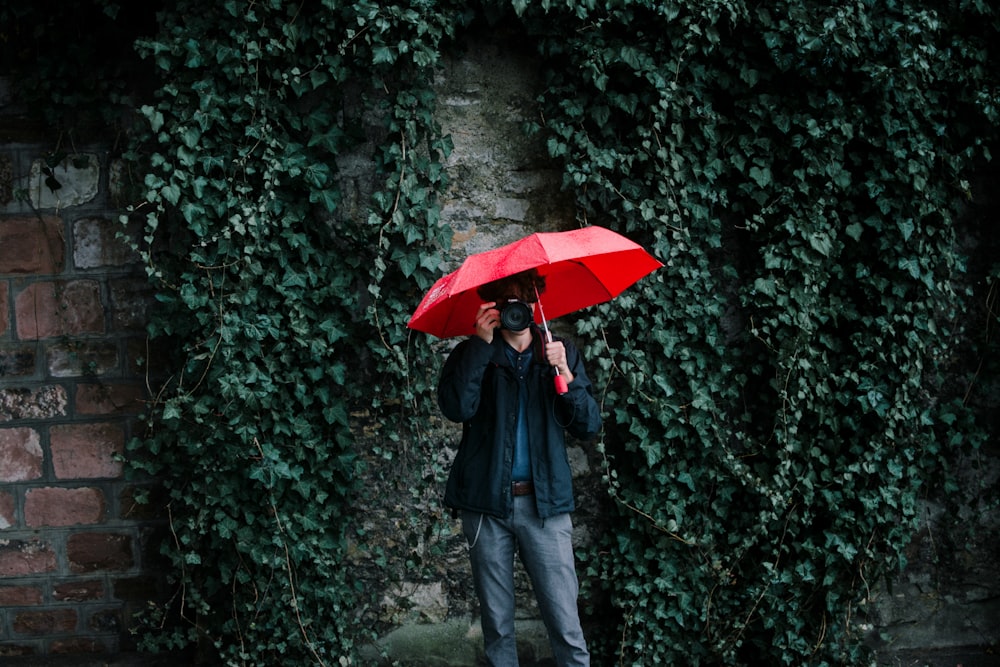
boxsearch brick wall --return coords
[0,144,160,658]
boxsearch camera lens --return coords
[499,300,533,331]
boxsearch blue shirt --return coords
[504,344,532,481]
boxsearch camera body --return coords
[498,299,534,332]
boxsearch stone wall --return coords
[349,34,604,666]
[0,143,159,658]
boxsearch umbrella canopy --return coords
[408,226,662,339]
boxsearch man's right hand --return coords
[474,302,499,344]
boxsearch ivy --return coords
[521,1,1000,664]
[118,0,461,663]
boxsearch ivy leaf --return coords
[749,165,772,187]
[310,187,339,212]
[372,45,395,64]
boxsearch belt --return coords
[512,480,534,496]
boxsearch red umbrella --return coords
[407,226,662,339]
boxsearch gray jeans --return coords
[461,495,590,667]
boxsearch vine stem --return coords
[596,325,693,546]
[372,130,409,354]
[254,438,329,667]
[725,504,796,650]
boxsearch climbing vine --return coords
[5,0,998,665]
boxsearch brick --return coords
[12,608,77,635]
[15,280,105,339]
[0,585,44,606]
[73,217,140,269]
[75,382,145,416]
[0,343,37,376]
[110,278,152,331]
[24,487,106,527]
[0,490,15,528]
[50,422,124,479]
[47,342,119,378]
[0,643,37,657]
[28,153,99,210]
[0,152,10,204]
[0,280,7,334]
[0,539,57,576]
[0,385,68,420]
[0,426,44,481]
[0,216,65,275]
[88,607,122,633]
[67,533,133,573]
[50,638,104,654]
[53,580,104,602]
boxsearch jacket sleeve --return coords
[437,337,495,423]
[557,338,603,441]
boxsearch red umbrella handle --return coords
[553,371,568,395]
[536,287,569,395]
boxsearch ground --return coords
[4,645,999,666]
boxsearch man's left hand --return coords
[544,340,574,385]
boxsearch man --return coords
[437,268,602,667]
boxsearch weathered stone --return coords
[0,490,16,528]
[0,151,13,205]
[87,608,122,633]
[0,426,44,481]
[0,216,65,274]
[50,422,125,479]
[47,342,119,377]
[75,382,145,416]
[383,581,449,624]
[366,617,553,667]
[0,539,57,576]
[494,197,531,222]
[25,487,107,527]
[12,609,78,635]
[567,445,590,478]
[0,385,68,420]
[0,343,38,376]
[869,458,1000,654]
[53,580,104,602]
[109,279,152,331]
[434,38,571,264]
[0,643,37,657]
[27,153,99,210]
[49,638,105,655]
[67,533,133,573]
[0,585,44,606]
[73,217,140,269]
[0,280,8,334]
[15,280,105,339]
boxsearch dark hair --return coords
[476,269,547,303]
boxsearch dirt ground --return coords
[4,645,998,666]
[877,645,1000,667]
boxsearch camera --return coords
[498,299,534,332]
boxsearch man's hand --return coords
[544,340,574,385]
[474,302,499,344]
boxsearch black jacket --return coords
[438,326,602,519]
